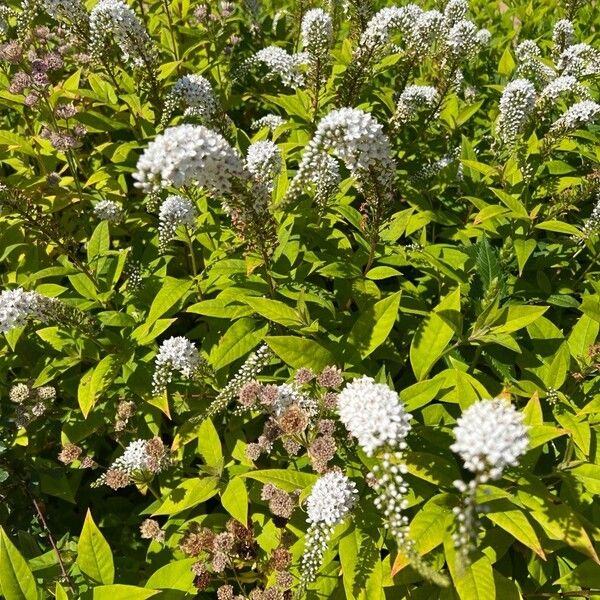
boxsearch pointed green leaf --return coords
[0,527,39,600]
[410,289,461,381]
[265,336,336,371]
[221,477,248,526]
[347,292,400,358]
[211,318,269,371]
[92,585,158,599]
[153,477,219,516]
[77,510,114,584]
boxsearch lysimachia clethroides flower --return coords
[152,336,203,395]
[89,0,156,70]
[299,471,357,586]
[451,399,529,562]
[285,107,395,209]
[161,74,220,128]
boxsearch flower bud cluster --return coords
[247,46,308,89]
[93,199,124,223]
[90,0,156,70]
[337,376,412,456]
[299,471,357,586]
[495,78,537,146]
[158,195,198,252]
[152,336,203,395]
[394,85,439,124]
[301,8,332,63]
[161,74,219,127]
[286,107,395,209]
[134,124,246,194]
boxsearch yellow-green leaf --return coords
[77,510,114,584]
[0,527,39,600]
[221,477,248,526]
[153,477,219,516]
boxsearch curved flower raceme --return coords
[451,399,529,563]
[495,78,537,146]
[247,46,308,89]
[286,107,395,209]
[152,336,203,395]
[299,472,357,585]
[158,195,198,251]
[133,124,245,194]
[89,0,155,70]
[161,74,219,126]
[95,438,171,489]
[337,376,412,457]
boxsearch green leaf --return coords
[445,537,496,600]
[87,221,110,272]
[535,220,582,237]
[410,288,460,380]
[0,527,39,600]
[55,583,69,600]
[265,336,336,371]
[77,510,114,585]
[78,355,120,418]
[568,314,599,359]
[221,477,249,526]
[484,500,545,558]
[146,277,192,326]
[404,452,461,487]
[197,418,223,470]
[92,585,158,599]
[514,238,536,275]
[569,464,600,495]
[244,296,303,327]
[153,477,219,516]
[518,490,600,564]
[145,558,197,592]
[489,305,548,334]
[399,378,443,411]
[211,318,269,370]
[339,525,384,600]
[240,469,318,492]
[346,292,400,359]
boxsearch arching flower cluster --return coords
[246,46,308,89]
[251,114,286,132]
[450,399,529,562]
[549,100,600,136]
[0,287,95,335]
[301,8,333,64]
[42,0,88,33]
[394,85,439,124]
[0,287,43,333]
[134,124,246,194]
[198,344,272,420]
[158,195,198,252]
[95,438,171,489]
[93,199,124,223]
[89,0,156,70]
[161,74,219,127]
[245,140,282,198]
[515,40,555,86]
[337,376,412,456]
[299,471,357,586]
[152,336,203,395]
[451,398,529,481]
[495,78,537,146]
[286,107,395,210]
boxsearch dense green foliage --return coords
[0,0,599,598]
